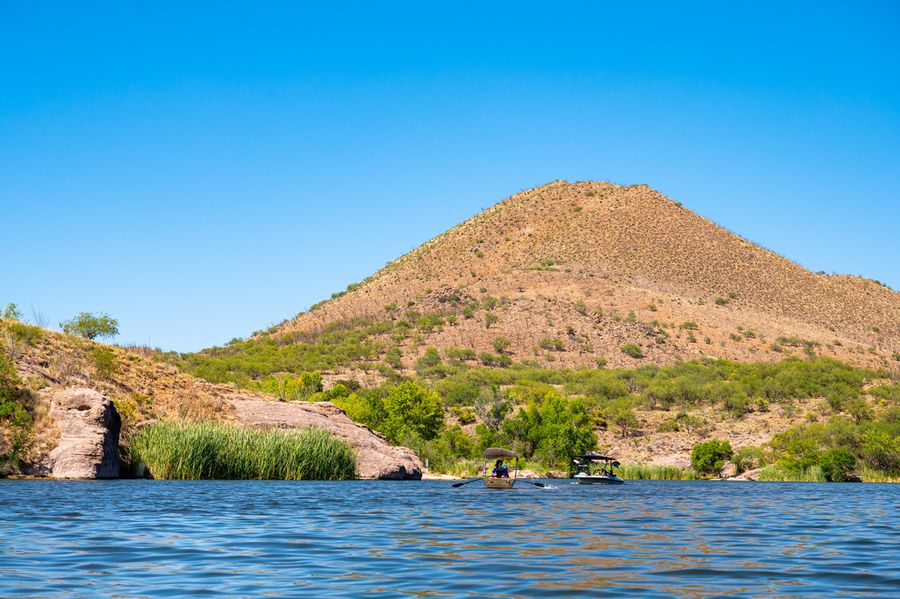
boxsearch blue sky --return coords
[2,2,898,352]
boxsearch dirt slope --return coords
[268,180,898,372]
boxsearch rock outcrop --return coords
[231,399,422,480]
[47,388,121,479]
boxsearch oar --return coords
[451,478,482,488]
[520,480,546,488]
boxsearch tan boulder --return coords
[47,388,121,479]
[719,460,738,478]
[230,398,422,480]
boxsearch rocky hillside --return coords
[0,320,421,479]
[266,180,898,374]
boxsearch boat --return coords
[482,447,518,489]
[572,453,624,484]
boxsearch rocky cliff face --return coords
[46,388,121,479]
[231,398,423,480]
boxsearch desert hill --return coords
[267,180,898,373]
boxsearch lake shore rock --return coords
[230,398,423,480]
[46,388,121,479]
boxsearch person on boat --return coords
[491,459,509,478]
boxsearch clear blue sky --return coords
[2,2,898,352]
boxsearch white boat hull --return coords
[574,474,624,485]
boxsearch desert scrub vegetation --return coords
[0,348,34,474]
[128,422,357,480]
[619,343,644,359]
[173,319,896,479]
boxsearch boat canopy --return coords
[577,453,617,462]
[483,447,518,459]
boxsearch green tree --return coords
[501,393,596,469]
[1,303,22,320]
[603,397,639,438]
[61,312,119,340]
[819,447,857,482]
[381,381,445,442]
[691,439,733,476]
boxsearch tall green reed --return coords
[129,422,357,480]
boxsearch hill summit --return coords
[266,180,897,374]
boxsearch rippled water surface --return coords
[1,480,897,597]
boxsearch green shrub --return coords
[492,337,511,354]
[60,312,119,340]
[129,422,356,480]
[819,447,857,482]
[385,347,403,369]
[539,338,565,352]
[619,343,644,359]
[256,372,323,401]
[90,347,118,380]
[691,439,733,476]
[450,405,476,424]
[415,347,443,376]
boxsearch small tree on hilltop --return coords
[691,439,733,477]
[2,303,23,320]
[61,312,119,340]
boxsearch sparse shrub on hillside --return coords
[417,313,444,333]
[445,347,476,362]
[657,418,680,432]
[450,405,476,425]
[619,343,644,359]
[89,347,118,380]
[492,337,511,354]
[61,312,119,340]
[2,321,44,363]
[680,321,698,330]
[385,347,402,369]
[416,347,447,378]
[484,312,499,329]
[539,338,565,352]
[714,297,730,306]
[462,305,475,319]
[691,439,733,476]
[595,357,608,369]
[482,296,499,310]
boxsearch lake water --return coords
[0,480,897,598]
